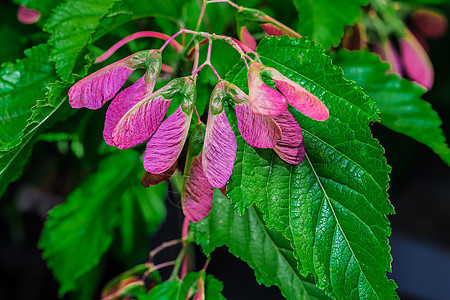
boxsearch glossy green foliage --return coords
[93,0,189,40]
[0,131,35,197]
[193,190,330,300]
[44,0,117,80]
[0,85,73,198]
[333,50,450,165]
[0,0,183,197]
[102,264,161,298]
[0,44,56,151]
[119,182,167,255]
[225,36,397,298]
[0,44,65,197]
[139,272,225,300]
[204,273,227,300]
[39,151,166,296]
[293,0,368,49]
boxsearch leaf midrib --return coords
[0,97,66,177]
[304,153,380,300]
[302,128,386,211]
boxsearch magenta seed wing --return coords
[182,155,214,223]
[112,94,171,149]
[240,26,257,51]
[103,76,147,146]
[249,82,288,116]
[144,107,191,174]
[235,101,281,148]
[141,161,178,187]
[203,111,237,189]
[399,30,434,90]
[384,41,403,75]
[260,23,290,37]
[412,9,447,39]
[273,110,305,164]
[273,78,329,121]
[248,62,287,116]
[17,5,41,24]
[68,64,134,109]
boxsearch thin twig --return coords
[207,0,242,10]
[192,41,200,74]
[96,31,182,63]
[148,239,182,263]
[169,246,188,281]
[142,261,175,280]
[196,0,208,31]
[205,39,221,80]
[194,107,202,124]
[180,217,191,278]
[202,256,211,271]
[191,39,221,80]
[159,30,184,52]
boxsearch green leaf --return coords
[39,150,142,296]
[293,0,368,49]
[333,50,450,165]
[139,281,181,300]
[225,36,397,299]
[0,44,57,151]
[205,274,226,300]
[102,264,161,298]
[193,190,329,300]
[135,183,168,234]
[181,1,233,35]
[119,183,167,255]
[70,262,104,300]
[0,86,73,198]
[178,272,202,298]
[44,0,117,80]
[119,190,137,255]
[0,131,35,197]
[139,272,200,300]
[369,0,405,37]
[0,43,94,198]
[92,0,186,41]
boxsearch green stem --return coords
[196,0,208,31]
[169,244,189,281]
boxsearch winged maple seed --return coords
[248,61,329,121]
[68,36,328,223]
[182,77,327,222]
[235,7,302,52]
[68,50,196,178]
[246,61,330,164]
[399,29,434,90]
[238,24,300,52]
[368,9,446,90]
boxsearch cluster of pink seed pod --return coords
[68,45,328,222]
